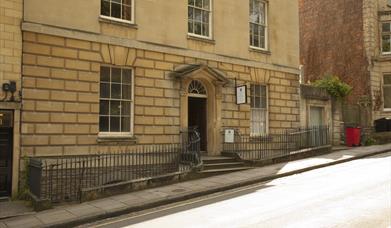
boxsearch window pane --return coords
[250,84,255,96]
[100,100,110,115]
[101,0,110,16]
[188,21,194,33]
[122,5,131,20]
[260,85,267,97]
[100,66,110,82]
[202,11,209,23]
[194,22,202,35]
[123,69,132,84]
[112,68,121,83]
[99,116,109,132]
[110,101,121,115]
[122,84,131,99]
[100,83,110,98]
[110,117,120,132]
[121,117,130,132]
[111,83,121,98]
[202,23,209,36]
[259,2,265,24]
[188,7,193,19]
[254,34,259,47]
[189,0,195,6]
[382,35,391,52]
[255,85,261,96]
[384,87,391,108]
[383,23,390,33]
[260,26,265,36]
[203,0,210,9]
[384,75,391,85]
[195,0,202,8]
[123,0,132,6]
[121,101,130,115]
[194,9,202,22]
[111,2,121,18]
[255,97,261,108]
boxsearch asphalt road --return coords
[87,152,391,228]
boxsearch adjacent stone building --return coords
[1,0,301,197]
[0,0,22,197]
[299,0,391,128]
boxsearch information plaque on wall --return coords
[224,129,235,143]
[236,85,247,105]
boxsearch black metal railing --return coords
[29,129,201,203]
[223,126,330,161]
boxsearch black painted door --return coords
[188,97,207,152]
[0,115,13,197]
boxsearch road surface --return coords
[87,152,391,228]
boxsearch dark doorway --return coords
[188,97,207,152]
[0,110,13,197]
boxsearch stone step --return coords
[198,167,254,175]
[202,156,237,164]
[203,162,246,170]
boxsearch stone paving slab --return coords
[0,144,390,228]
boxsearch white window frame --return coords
[98,66,135,138]
[249,0,268,51]
[188,0,213,39]
[383,74,391,111]
[381,22,391,55]
[250,84,269,136]
[100,0,135,24]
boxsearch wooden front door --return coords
[188,97,207,152]
[0,110,13,197]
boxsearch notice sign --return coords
[236,85,247,104]
[224,129,235,143]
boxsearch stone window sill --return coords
[187,35,216,44]
[99,16,138,29]
[249,47,271,55]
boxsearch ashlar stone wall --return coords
[21,32,300,157]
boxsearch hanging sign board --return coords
[224,129,235,143]
[236,85,247,105]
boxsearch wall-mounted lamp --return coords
[2,81,17,102]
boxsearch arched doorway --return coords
[173,64,229,155]
[187,80,208,152]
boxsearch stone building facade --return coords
[0,0,22,197]
[299,0,391,128]
[2,0,301,196]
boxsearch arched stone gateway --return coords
[170,64,230,155]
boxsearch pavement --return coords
[0,144,390,228]
[0,200,34,220]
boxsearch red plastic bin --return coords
[345,127,361,147]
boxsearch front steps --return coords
[198,156,253,176]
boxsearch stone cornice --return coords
[22,22,300,75]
